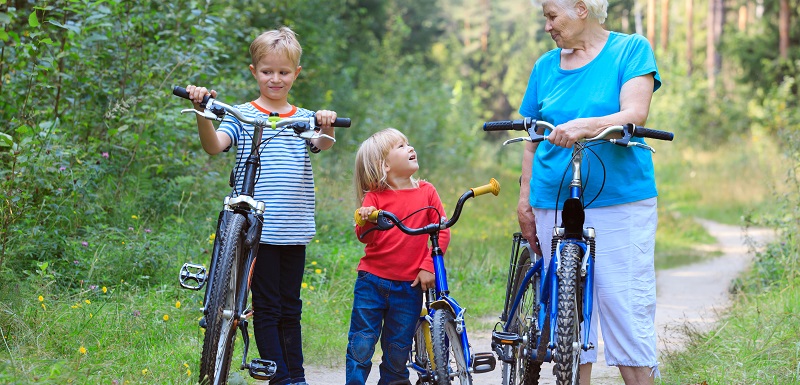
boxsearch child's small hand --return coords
[315,110,338,129]
[356,206,378,223]
[185,85,217,110]
[412,269,435,291]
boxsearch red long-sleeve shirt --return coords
[355,181,451,281]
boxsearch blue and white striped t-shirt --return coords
[217,102,317,245]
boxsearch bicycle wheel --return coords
[412,313,435,385]
[199,213,247,385]
[505,247,544,385]
[553,243,582,385]
[431,309,472,385]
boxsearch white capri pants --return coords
[534,197,659,372]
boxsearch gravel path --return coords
[295,219,774,385]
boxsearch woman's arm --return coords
[518,141,542,256]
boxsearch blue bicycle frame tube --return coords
[433,250,449,294]
[582,248,595,351]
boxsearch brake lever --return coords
[502,137,531,146]
[181,108,223,121]
[297,131,336,142]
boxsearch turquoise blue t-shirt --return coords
[519,32,662,210]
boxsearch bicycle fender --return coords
[429,299,455,315]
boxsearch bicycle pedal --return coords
[472,352,496,373]
[248,358,276,380]
[198,316,207,329]
[179,263,207,290]
[491,330,521,346]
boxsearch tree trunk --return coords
[779,0,790,59]
[686,0,693,75]
[706,0,721,100]
[647,0,656,49]
[660,0,670,52]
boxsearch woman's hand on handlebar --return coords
[356,206,378,224]
[412,269,435,291]
[185,85,217,110]
[548,118,595,148]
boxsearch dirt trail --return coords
[297,219,774,385]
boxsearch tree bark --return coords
[779,0,790,59]
[647,0,656,50]
[660,0,670,52]
[686,0,693,75]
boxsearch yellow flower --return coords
[163,314,169,321]
[187,369,192,376]
[132,215,139,219]
[311,261,317,265]
[175,301,181,309]
[41,303,46,310]
[309,285,315,291]
[301,282,308,289]
[315,269,322,274]
[84,299,91,305]
[141,368,148,375]
[183,363,189,368]
[38,295,44,302]
[79,346,87,355]
[315,239,320,243]
[102,287,107,294]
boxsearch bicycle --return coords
[354,179,501,385]
[483,118,673,385]
[171,86,351,385]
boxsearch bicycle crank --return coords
[179,263,207,290]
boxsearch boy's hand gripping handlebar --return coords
[353,178,501,230]
[172,86,351,141]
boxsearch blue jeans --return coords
[251,244,307,385]
[345,271,422,385]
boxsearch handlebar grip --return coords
[354,209,381,227]
[483,120,516,131]
[172,86,210,106]
[332,118,351,127]
[470,178,501,197]
[633,126,674,141]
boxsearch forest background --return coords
[1,0,799,383]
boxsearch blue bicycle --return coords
[354,179,501,385]
[483,119,673,385]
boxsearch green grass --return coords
[658,278,800,384]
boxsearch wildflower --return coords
[315,269,322,274]
[131,215,138,220]
[79,346,87,355]
[90,285,97,290]
[38,295,44,302]
[102,152,109,159]
[315,239,320,243]
[73,260,79,265]
[311,261,317,265]
[71,304,79,309]
[81,241,88,247]
[102,287,107,294]
[85,299,91,305]
[208,233,216,245]
[41,303,46,310]
[144,228,151,233]
[187,369,192,376]
[175,301,181,309]
[141,369,148,375]
[301,282,308,289]
[163,314,169,321]
[310,286,315,291]
[128,227,134,231]
[183,363,189,368]
[132,310,141,317]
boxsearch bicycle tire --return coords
[199,213,247,385]
[553,243,582,385]
[431,309,472,385]
[412,315,435,385]
[505,247,544,385]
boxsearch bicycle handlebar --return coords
[354,178,500,236]
[172,86,352,128]
[483,119,673,151]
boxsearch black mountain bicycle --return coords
[172,86,350,385]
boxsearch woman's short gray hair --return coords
[539,0,608,24]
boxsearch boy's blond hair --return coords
[354,128,419,204]
[249,26,303,67]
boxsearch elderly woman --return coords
[517,0,661,384]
